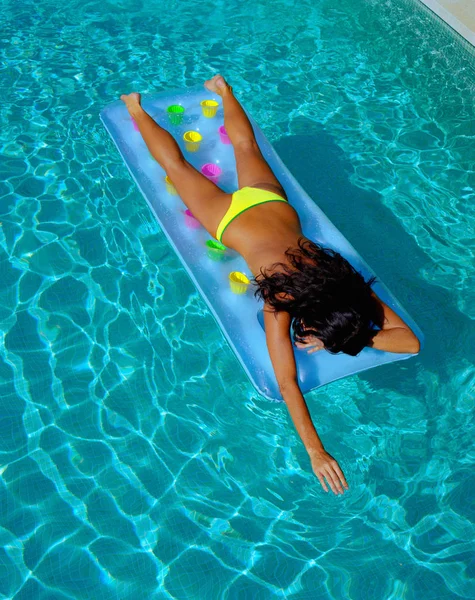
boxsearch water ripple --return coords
[1,0,474,597]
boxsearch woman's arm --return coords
[263,306,348,495]
[370,294,420,354]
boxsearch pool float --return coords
[100,87,422,401]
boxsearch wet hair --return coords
[255,238,384,356]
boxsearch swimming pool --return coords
[1,0,474,597]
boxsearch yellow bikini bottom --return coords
[215,186,288,243]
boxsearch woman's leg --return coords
[204,75,286,198]
[120,93,231,237]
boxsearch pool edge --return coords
[414,0,475,47]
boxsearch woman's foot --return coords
[204,75,231,96]
[120,92,142,117]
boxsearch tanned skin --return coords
[121,75,420,496]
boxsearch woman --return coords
[120,75,420,496]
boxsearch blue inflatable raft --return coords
[100,87,422,401]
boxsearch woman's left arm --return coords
[370,294,420,354]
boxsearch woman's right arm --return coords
[263,306,348,495]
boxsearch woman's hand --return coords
[308,449,349,495]
[295,335,325,354]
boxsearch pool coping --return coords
[415,0,475,46]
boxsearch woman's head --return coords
[255,239,384,356]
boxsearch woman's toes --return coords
[204,74,229,95]
[120,92,141,107]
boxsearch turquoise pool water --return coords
[1,0,474,597]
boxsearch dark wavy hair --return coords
[255,238,384,356]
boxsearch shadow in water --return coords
[273,118,474,396]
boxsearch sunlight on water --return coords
[0,0,474,597]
